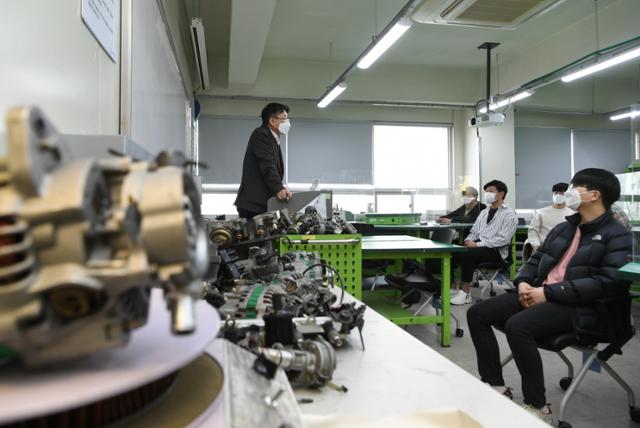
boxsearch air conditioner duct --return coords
[191,18,210,90]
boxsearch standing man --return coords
[235,103,293,219]
[525,182,573,259]
[450,180,519,305]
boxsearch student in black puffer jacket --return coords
[467,168,632,423]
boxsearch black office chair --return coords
[351,222,375,235]
[498,294,639,428]
[430,228,456,245]
[385,227,464,337]
[473,244,515,298]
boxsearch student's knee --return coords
[467,300,486,324]
[504,315,527,338]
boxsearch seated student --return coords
[437,186,486,224]
[450,180,518,305]
[525,182,574,258]
[466,168,632,423]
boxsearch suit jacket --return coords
[235,126,285,213]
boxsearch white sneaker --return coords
[521,403,553,425]
[491,385,513,400]
[450,290,472,305]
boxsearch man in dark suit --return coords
[234,103,293,219]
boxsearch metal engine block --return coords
[0,106,208,366]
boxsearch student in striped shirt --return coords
[450,180,519,305]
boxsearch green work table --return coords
[361,235,466,347]
[617,262,640,281]
[372,223,528,278]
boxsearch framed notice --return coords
[81,0,119,62]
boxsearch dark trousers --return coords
[237,208,260,220]
[467,292,574,407]
[452,247,502,283]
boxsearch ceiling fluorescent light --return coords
[610,105,640,121]
[357,21,412,69]
[561,45,640,83]
[479,90,533,113]
[317,83,347,108]
[610,111,640,121]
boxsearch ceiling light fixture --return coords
[610,105,640,121]
[479,90,534,113]
[317,83,348,108]
[561,45,640,83]
[314,0,421,109]
[357,20,412,69]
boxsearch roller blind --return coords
[287,119,372,184]
[573,129,630,174]
[198,116,373,185]
[198,116,260,184]
[515,127,572,209]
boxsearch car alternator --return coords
[0,106,208,366]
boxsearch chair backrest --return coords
[351,222,375,235]
[430,228,455,244]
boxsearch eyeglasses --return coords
[273,116,288,121]
[567,185,596,195]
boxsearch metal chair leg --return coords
[600,359,637,408]
[558,351,598,423]
[500,353,514,367]
[412,293,433,316]
[557,350,574,379]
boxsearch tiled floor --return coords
[404,285,640,428]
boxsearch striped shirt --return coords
[465,204,519,259]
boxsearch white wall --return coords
[0,0,119,136]
[130,0,189,155]
[477,113,517,208]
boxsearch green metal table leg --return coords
[441,254,451,347]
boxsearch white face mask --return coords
[563,190,581,210]
[564,186,594,210]
[552,194,566,205]
[484,192,497,204]
[278,119,291,134]
[463,196,475,205]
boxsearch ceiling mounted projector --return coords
[469,112,505,128]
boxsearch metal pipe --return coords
[486,48,491,104]
[198,94,474,110]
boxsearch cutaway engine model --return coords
[206,249,365,389]
[0,107,208,366]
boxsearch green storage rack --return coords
[279,234,362,300]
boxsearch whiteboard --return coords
[130,0,188,156]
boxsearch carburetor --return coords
[0,106,208,366]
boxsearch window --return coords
[202,193,237,216]
[199,119,452,216]
[373,125,449,189]
[376,194,412,213]
[332,193,375,214]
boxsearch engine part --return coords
[0,106,208,366]
[260,336,336,388]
